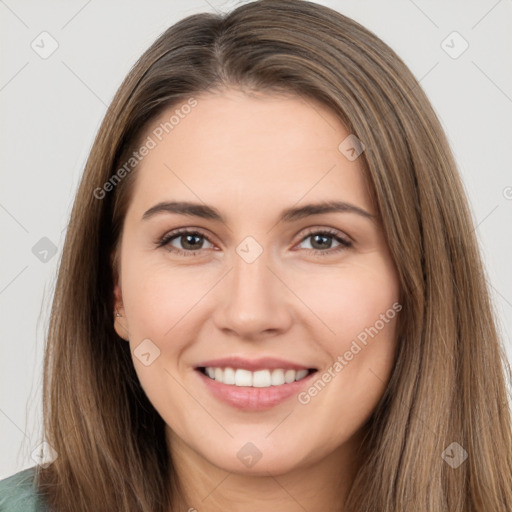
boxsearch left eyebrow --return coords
[280,200,375,223]
[141,200,376,223]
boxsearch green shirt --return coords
[0,467,49,512]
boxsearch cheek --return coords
[121,254,215,341]
[289,264,400,465]
[291,256,400,412]
[290,256,400,345]
[119,256,210,422]
[293,258,400,425]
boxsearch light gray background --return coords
[1,0,511,479]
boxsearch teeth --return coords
[271,369,285,386]
[235,369,252,386]
[284,369,296,383]
[202,367,311,387]
[253,370,271,388]
[223,367,235,385]
[296,369,309,380]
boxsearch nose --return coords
[212,250,294,340]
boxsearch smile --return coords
[198,367,316,388]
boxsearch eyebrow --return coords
[142,200,375,223]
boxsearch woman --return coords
[1,0,511,510]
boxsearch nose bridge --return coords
[229,244,275,306]
[229,234,273,295]
[212,239,292,337]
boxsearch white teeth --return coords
[295,369,309,381]
[252,370,272,388]
[223,367,235,385]
[235,369,252,386]
[271,369,285,386]
[284,369,296,383]
[203,367,311,387]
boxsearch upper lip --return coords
[195,356,316,372]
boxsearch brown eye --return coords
[297,230,352,256]
[158,230,214,256]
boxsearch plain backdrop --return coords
[1,0,511,479]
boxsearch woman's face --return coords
[113,89,400,475]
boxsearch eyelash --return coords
[156,228,353,258]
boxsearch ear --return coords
[112,257,130,342]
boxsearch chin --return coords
[201,439,312,476]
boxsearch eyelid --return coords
[156,227,217,250]
[157,225,353,256]
[295,226,353,245]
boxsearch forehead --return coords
[126,89,372,219]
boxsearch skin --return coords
[113,88,400,511]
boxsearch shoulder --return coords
[0,467,49,512]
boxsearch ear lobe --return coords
[113,281,123,310]
[114,315,130,341]
[113,282,129,341]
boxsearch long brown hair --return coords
[36,1,512,510]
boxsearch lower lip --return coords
[195,369,317,411]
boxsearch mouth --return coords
[193,357,319,410]
[196,366,317,388]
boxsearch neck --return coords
[166,428,363,512]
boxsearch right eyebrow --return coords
[142,201,222,222]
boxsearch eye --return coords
[296,229,352,256]
[157,229,215,256]
[156,227,352,258]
